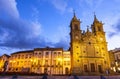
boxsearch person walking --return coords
[73,75,79,79]
[67,74,74,79]
[100,75,106,79]
[42,74,47,79]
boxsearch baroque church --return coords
[70,13,110,75]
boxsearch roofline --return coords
[34,47,63,51]
[11,50,33,55]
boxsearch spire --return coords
[94,12,98,22]
[87,26,90,32]
[73,9,76,17]
[73,9,77,20]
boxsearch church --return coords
[70,13,110,75]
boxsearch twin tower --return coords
[69,13,110,75]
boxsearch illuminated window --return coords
[58,52,61,54]
[67,61,70,65]
[46,52,49,55]
[53,60,56,65]
[54,52,56,54]
[64,61,66,65]
[45,52,49,58]
[45,60,48,65]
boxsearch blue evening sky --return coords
[0,0,120,55]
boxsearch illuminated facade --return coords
[0,47,71,75]
[109,50,120,72]
[70,13,110,75]
[0,54,9,72]
[7,50,33,73]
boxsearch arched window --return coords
[74,24,79,30]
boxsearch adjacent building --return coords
[109,49,120,72]
[0,54,9,72]
[0,47,71,75]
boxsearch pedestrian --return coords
[100,75,106,79]
[12,74,18,79]
[67,74,74,79]
[42,74,47,79]
[73,75,79,79]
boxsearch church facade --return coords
[70,13,110,75]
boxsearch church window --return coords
[88,42,91,45]
[104,61,106,64]
[103,54,105,56]
[98,65,103,73]
[74,24,78,30]
[84,65,88,72]
[98,27,101,31]
[83,51,86,53]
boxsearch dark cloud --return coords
[52,39,69,50]
[115,19,120,31]
[108,19,120,38]
[0,18,45,49]
[0,0,70,53]
[0,12,69,50]
[108,32,116,37]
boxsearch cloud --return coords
[77,0,104,11]
[52,38,69,50]
[51,0,67,13]
[0,0,46,49]
[0,0,19,18]
[102,13,120,50]
[0,0,70,54]
[115,19,120,31]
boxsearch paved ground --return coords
[0,76,120,79]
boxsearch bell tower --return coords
[70,12,82,74]
[91,14,106,42]
[91,14,104,34]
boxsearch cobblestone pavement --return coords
[0,76,120,79]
